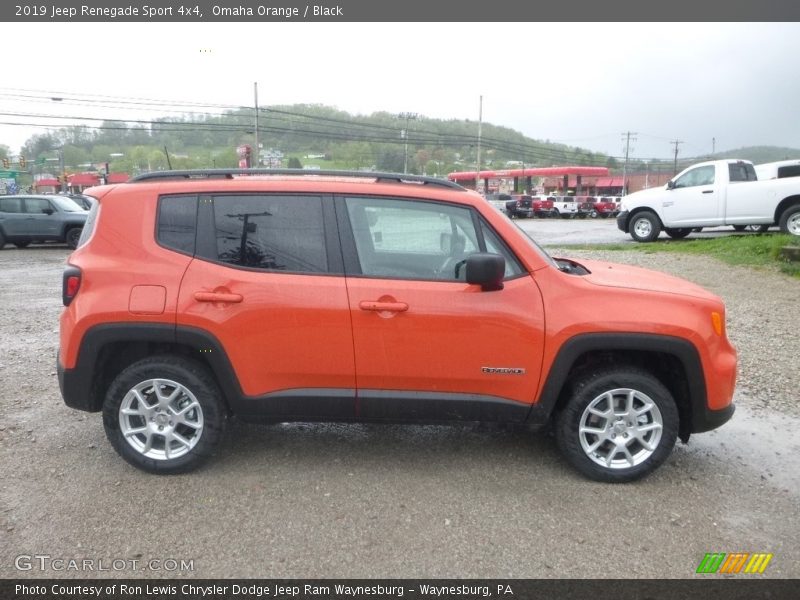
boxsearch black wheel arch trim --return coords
[59,323,243,413]
[526,333,731,436]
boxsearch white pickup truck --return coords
[617,159,800,242]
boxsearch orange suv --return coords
[58,170,737,481]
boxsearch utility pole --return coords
[254,82,259,167]
[398,112,418,174]
[621,131,636,196]
[671,140,683,175]
[712,137,716,155]
[476,95,483,192]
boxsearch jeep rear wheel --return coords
[630,211,661,243]
[103,356,226,474]
[555,368,678,482]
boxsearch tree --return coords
[287,157,303,169]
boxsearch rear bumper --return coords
[57,351,98,412]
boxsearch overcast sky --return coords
[1,22,799,161]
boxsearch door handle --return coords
[359,300,408,312]
[194,291,243,303]
[702,190,714,194]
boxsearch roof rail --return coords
[129,168,466,190]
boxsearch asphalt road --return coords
[1,245,798,580]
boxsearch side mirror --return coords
[43,208,54,215]
[666,180,675,190]
[465,253,505,291]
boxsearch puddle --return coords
[688,401,800,494]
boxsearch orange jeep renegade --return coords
[58,170,737,481]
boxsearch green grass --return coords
[557,234,800,278]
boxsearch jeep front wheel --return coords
[103,356,226,474]
[630,211,661,242]
[555,368,678,482]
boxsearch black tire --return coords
[103,356,226,474]
[590,209,598,218]
[746,224,770,233]
[629,211,662,243]
[65,227,82,249]
[779,204,800,235]
[555,367,679,483]
[552,208,560,218]
[664,227,691,240]
[14,240,32,248]
[733,225,746,232]
[0,230,5,249]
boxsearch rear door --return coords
[176,193,356,418]
[338,195,545,422]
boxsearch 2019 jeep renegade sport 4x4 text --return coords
[58,170,737,482]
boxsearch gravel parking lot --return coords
[1,243,798,579]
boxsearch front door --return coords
[662,165,721,226]
[339,195,545,422]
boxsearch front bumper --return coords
[616,210,630,232]
[691,403,735,434]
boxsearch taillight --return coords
[62,266,82,306]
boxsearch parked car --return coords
[484,192,513,214]
[587,196,618,218]
[0,194,87,249]
[530,195,556,218]
[506,194,534,218]
[60,193,95,210]
[58,169,736,482]
[552,196,589,219]
[618,159,800,241]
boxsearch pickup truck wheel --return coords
[665,228,691,240]
[555,368,679,482]
[65,227,82,249]
[779,206,800,235]
[103,356,226,474]
[590,209,598,218]
[746,225,770,233]
[733,225,746,232]
[630,211,661,242]
[552,208,560,218]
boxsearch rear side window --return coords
[158,195,198,255]
[24,198,53,214]
[212,195,327,273]
[77,200,100,248]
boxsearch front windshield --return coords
[51,196,85,212]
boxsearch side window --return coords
[24,198,53,214]
[729,163,757,183]
[212,194,327,273]
[345,197,479,281]
[0,197,23,213]
[674,166,715,189]
[777,165,800,179]
[481,223,524,278]
[157,195,197,255]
